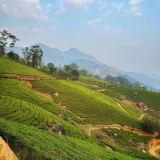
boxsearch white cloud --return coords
[129,0,143,5]
[111,1,124,12]
[98,0,109,10]
[57,0,93,13]
[125,6,143,16]
[0,0,48,21]
[88,18,102,26]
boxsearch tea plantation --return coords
[0,58,159,160]
[0,118,141,160]
[32,80,140,127]
[104,84,160,110]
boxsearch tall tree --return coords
[30,45,43,68]
[22,47,31,65]
[0,30,19,56]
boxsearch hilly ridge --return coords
[7,43,160,90]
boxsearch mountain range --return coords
[6,43,160,91]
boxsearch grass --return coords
[0,118,141,160]
[0,57,51,77]
[32,80,140,127]
[104,84,160,110]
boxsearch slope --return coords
[0,118,141,160]
[0,57,51,77]
[32,80,140,127]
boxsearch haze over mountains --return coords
[7,43,160,90]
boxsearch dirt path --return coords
[117,102,128,113]
[148,139,160,159]
[138,113,145,121]
[149,145,160,158]
[35,90,53,101]
[79,124,153,137]
[0,137,18,160]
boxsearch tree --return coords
[79,69,88,76]
[29,45,43,68]
[47,63,57,74]
[70,63,79,70]
[0,30,19,56]
[7,51,19,61]
[71,69,79,80]
[22,47,31,65]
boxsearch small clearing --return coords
[35,90,53,101]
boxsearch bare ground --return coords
[0,136,18,160]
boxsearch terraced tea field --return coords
[32,80,140,127]
[0,118,142,160]
[0,78,60,115]
[104,84,160,110]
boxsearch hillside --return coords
[0,58,159,160]
[9,44,160,90]
[0,57,51,77]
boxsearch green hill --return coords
[104,84,160,110]
[0,57,51,77]
[32,80,140,127]
[0,57,159,160]
[0,118,141,160]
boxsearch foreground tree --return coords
[22,45,43,68]
[30,45,43,68]
[0,30,19,56]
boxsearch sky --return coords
[0,0,160,75]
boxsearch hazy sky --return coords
[0,0,160,74]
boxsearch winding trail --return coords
[148,139,160,159]
[149,145,160,158]
[79,124,153,137]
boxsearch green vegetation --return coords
[0,30,19,56]
[0,95,87,139]
[0,78,59,114]
[0,57,51,77]
[96,132,157,160]
[0,29,159,160]
[0,118,141,160]
[104,84,160,110]
[104,75,143,88]
[32,80,140,127]
[102,128,151,146]
[118,101,143,119]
